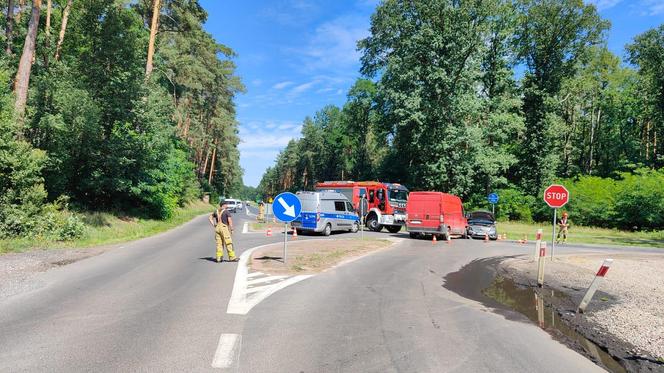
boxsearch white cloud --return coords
[239,120,302,152]
[639,0,664,15]
[290,81,318,95]
[260,0,319,26]
[586,0,623,10]
[296,15,370,73]
[251,79,263,86]
[272,81,294,90]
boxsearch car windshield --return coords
[388,189,408,201]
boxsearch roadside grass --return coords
[0,201,213,254]
[250,238,392,275]
[497,221,664,249]
[249,221,288,231]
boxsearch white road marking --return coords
[242,222,248,234]
[246,271,264,279]
[226,242,315,315]
[247,275,288,286]
[211,333,241,369]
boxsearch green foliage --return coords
[258,3,664,234]
[0,0,242,241]
[564,176,617,227]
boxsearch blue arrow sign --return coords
[487,193,499,204]
[272,192,302,223]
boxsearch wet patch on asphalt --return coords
[443,257,663,373]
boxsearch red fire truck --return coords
[314,181,409,233]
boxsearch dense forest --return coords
[258,0,664,229]
[0,0,243,240]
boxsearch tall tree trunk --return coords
[208,142,217,185]
[5,0,14,55]
[145,0,160,78]
[54,0,72,61]
[43,0,51,65]
[201,146,211,178]
[14,0,41,120]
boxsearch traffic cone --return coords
[292,227,298,240]
[484,233,489,243]
[432,235,437,244]
[266,228,272,237]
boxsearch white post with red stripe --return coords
[534,229,542,258]
[537,242,546,287]
[577,259,613,314]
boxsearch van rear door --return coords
[297,194,319,230]
[407,193,441,230]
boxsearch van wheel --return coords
[351,222,359,233]
[386,225,402,234]
[323,224,332,236]
[409,232,419,239]
[366,214,382,232]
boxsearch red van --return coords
[406,192,468,239]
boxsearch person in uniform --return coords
[556,212,570,244]
[208,201,238,263]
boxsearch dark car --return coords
[466,211,497,240]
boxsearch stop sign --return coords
[543,184,570,208]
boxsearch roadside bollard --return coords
[537,242,547,287]
[484,233,489,243]
[577,259,613,314]
[292,227,298,240]
[266,227,272,237]
[432,235,437,244]
[535,293,544,328]
[535,229,542,258]
[446,234,451,244]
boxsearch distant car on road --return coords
[224,199,239,213]
[466,211,497,240]
[237,201,243,210]
[291,191,360,236]
[406,192,468,240]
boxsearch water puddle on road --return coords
[483,276,626,373]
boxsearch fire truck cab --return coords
[314,181,409,233]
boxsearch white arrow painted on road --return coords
[278,197,296,217]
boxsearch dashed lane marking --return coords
[211,333,241,369]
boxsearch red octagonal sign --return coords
[543,184,570,208]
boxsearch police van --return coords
[291,191,360,236]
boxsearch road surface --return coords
[0,204,643,372]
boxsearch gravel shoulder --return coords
[500,252,664,364]
[0,247,109,299]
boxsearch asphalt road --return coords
[0,205,644,372]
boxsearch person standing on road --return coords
[556,212,570,244]
[208,201,238,263]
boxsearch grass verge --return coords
[497,220,664,248]
[249,221,289,231]
[0,201,213,254]
[250,238,392,275]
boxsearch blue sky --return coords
[200,0,664,187]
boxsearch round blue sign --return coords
[272,192,302,223]
[488,193,499,204]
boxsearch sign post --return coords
[487,192,499,216]
[543,184,570,260]
[272,192,302,265]
[360,196,365,241]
